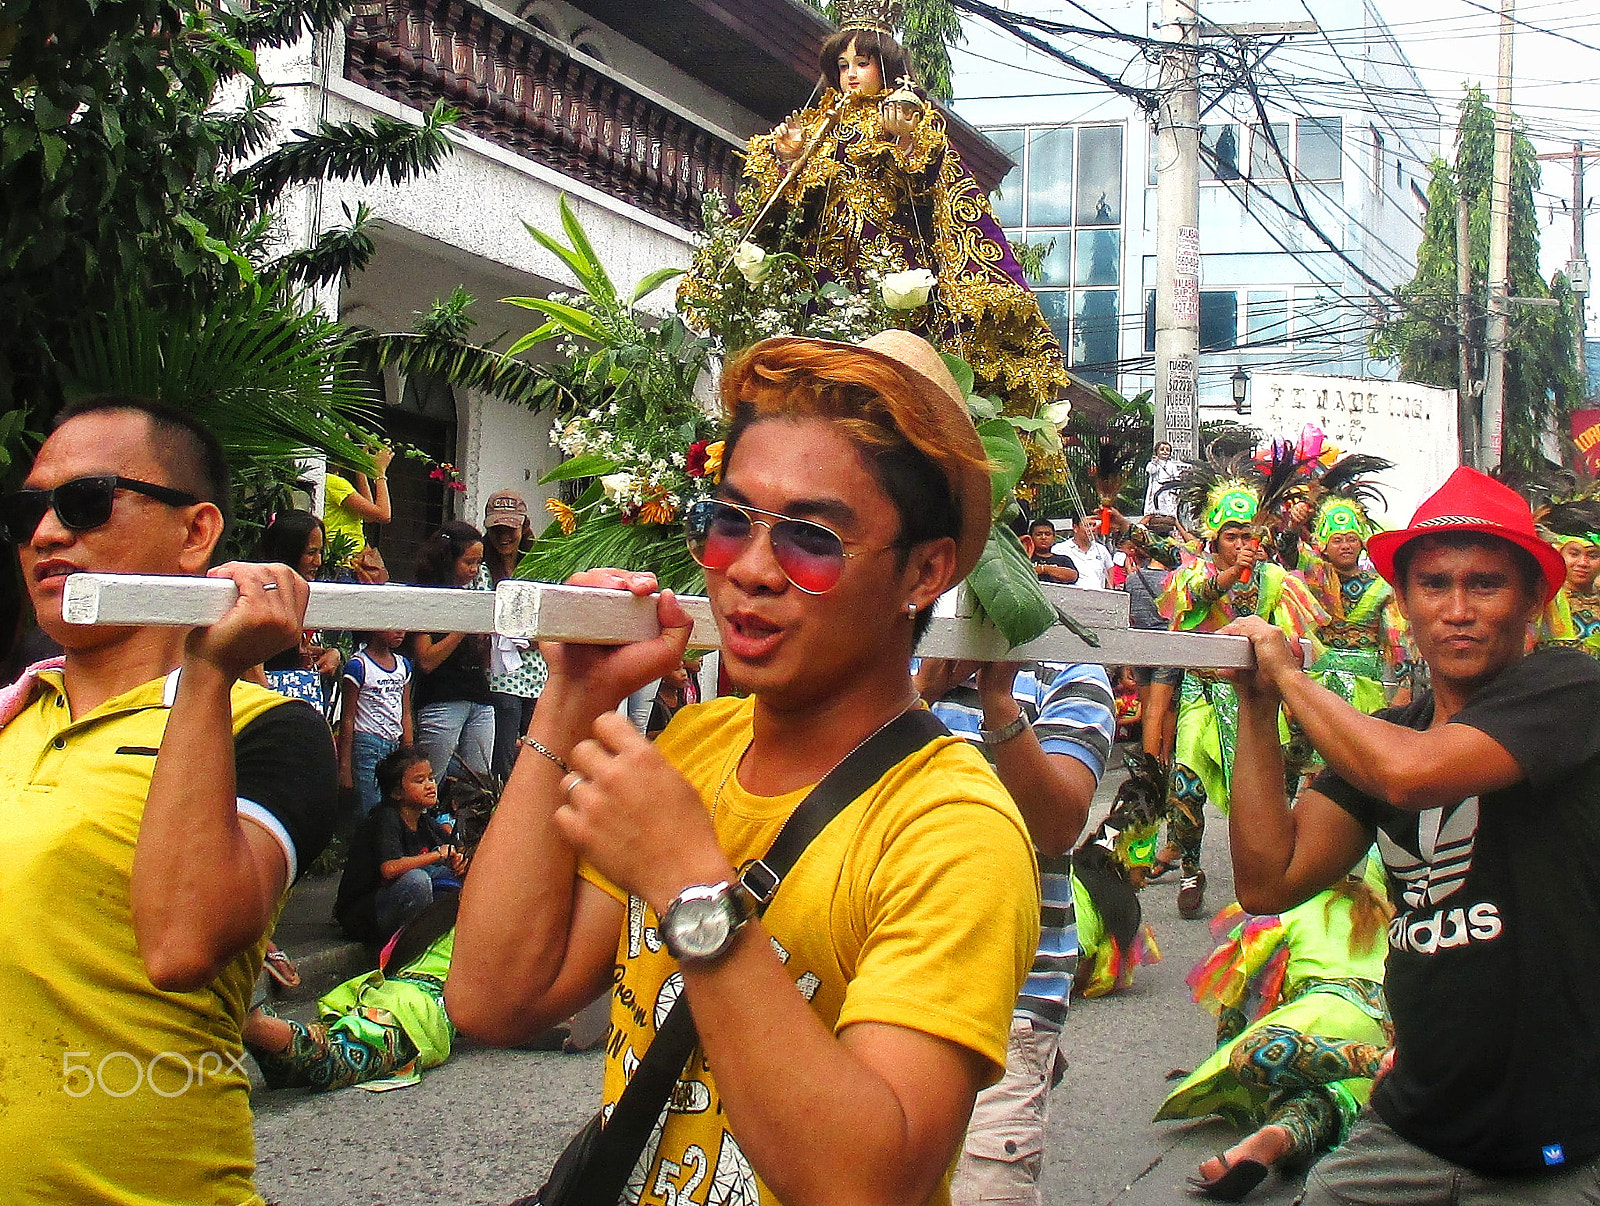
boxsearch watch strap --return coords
[981,712,1030,747]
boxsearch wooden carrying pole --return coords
[61,573,1288,671]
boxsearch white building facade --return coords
[950,0,1442,434]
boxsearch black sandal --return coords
[1188,1155,1268,1202]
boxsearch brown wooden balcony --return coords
[344,0,743,230]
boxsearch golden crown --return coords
[837,0,903,37]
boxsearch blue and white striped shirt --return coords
[928,663,1115,1026]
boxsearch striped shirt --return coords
[928,663,1115,1025]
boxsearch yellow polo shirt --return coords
[0,669,330,1205]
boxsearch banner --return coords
[1571,409,1600,477]
[1251,374,1457,527]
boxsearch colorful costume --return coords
[699,89,1067,409]
[1070,752,1166,998]
[1300,484,1412,716]
[1162,459,1326,884]
[1532,498,1600,658]
[252,926,455,1093]
[1155,883,1391,1166]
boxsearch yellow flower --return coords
[544,496,577,536]
[703,440,725,482]
[638,494,676,527]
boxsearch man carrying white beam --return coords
[448,332,1041,1206]
[0,398,337,1205]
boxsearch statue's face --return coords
[838,39,883,96]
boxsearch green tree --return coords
[1372,87,1584,472]
[0,0,456,468]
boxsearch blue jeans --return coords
[490,691,537,780]
[416,700,495,785]
[374,868,435,940]
[349,731,400,819]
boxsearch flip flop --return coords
[263,945,301,989]
[1188,1154,1268,1202]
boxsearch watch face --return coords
[668,895,735,959]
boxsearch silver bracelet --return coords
[519,735,570,774]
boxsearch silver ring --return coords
[262,582,280,592]
[562,774,588,799]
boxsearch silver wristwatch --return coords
[660,881,757,964]
[981,712,1031,746]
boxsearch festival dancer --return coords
[1298,457,1413,719]
[1157,455,1326,918]
[1156,870,1392,1201]
[681,0,1067,410]
[1532,495,1600,657]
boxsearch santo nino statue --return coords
[690,0,1069,411]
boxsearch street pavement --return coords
[253,759,1310,1206]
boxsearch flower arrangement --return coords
[508,196,1070,644]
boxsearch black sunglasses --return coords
[1,475,202,544]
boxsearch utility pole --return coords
[1536,141,1597,378]
[1480,0,1515,470]
[1153,0,1201,459]
[1457,196,1479,466]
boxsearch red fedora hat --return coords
[1367,466,1564,603]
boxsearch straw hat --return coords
[730,331,992,584]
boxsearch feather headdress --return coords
[1536,495,1600,550]
[1172,452,1262,538]
[1311,453,1394,544]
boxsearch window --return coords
[989,128,1025,227]
[1074,230,1119,287]
[1250,123,1290,180]
[984,121,1127,386]
[1200,291,1238,351]
[1201,124,1241,181]
[1246,291,1289,345]
[1294,288,1343,349]
[1142,290,1238,352]
[1370,126,1385,194]
[1297,117,1342,182]
[1027,126,1075,227]
[1076,126,1122,225]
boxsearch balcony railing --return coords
[345,0,742,230]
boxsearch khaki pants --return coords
[951,1015,1064,1206]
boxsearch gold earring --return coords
[906,602,918,618]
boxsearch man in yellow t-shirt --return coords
[450,332,1041,1206]
[0,399,337,1205]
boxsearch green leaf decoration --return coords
[557,194,617,304]
[539,452,619,483]
[630,266,686,305]
[966,524,1056,647]
[978,418,1028,514]
[502,296,606,344]
[940,352,975,397]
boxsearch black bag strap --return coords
[572,705,948,1206]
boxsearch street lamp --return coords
[1231,366,1250,414]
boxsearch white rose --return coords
[732,242,770,284]
[1040,400,1072,428]
[881,268,937,310]
[599,472,635,503]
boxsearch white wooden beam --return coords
[59,572,1281,669]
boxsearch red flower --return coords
[686,440,710,478]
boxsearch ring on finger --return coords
[262,582,280,592]
[561,773,588,799]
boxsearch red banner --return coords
[1573,409,1600,477]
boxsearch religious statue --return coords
[680,0,1069,412]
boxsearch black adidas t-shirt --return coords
[1314,647,1600,1174]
